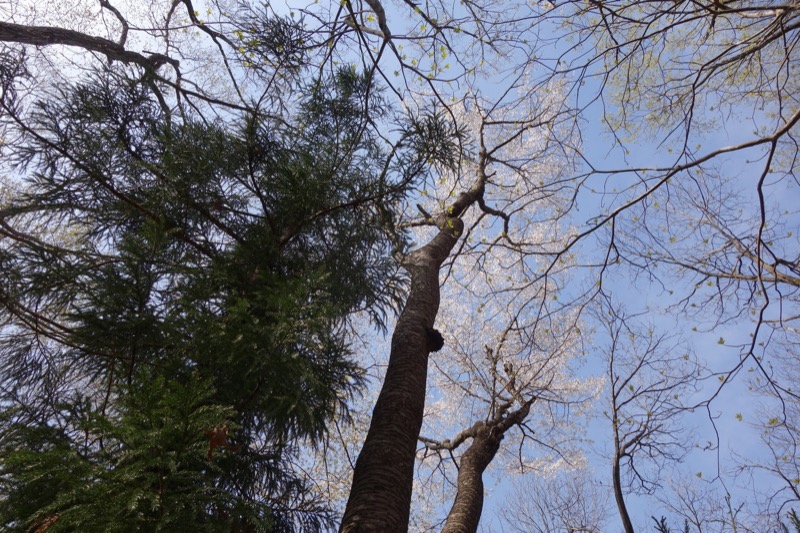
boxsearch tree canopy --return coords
[0,27,456,529]
[0,0,799,531]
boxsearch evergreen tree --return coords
[0,62,446,531]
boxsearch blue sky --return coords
[306,0,800,526]
[4,0,797,528]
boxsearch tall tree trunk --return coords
[339,217,464,532]
[441,424,502,533]
[612,452,635,533]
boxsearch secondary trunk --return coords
[440,400,532,533]
[339,217,463,532]
[612,452,635,533]
[441,424,502,533]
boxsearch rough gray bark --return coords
[439,400,533,533]
[441,424,502,533]
[339,152,492,531]
[0,21,177,70]
[339,217,463,532]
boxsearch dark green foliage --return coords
[1,375,248,532]
[0,59,457,530]
[780,510,800,533]
[402,108,467,173]
[652,516,689,533]
[229,8,310,81]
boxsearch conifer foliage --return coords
[0,58,435,531]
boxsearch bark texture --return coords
[0,22,177,70]
[439,400,532,533]
[441,424,502,533]
[612,452,635,533]
[339,218,463,532]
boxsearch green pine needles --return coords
[0,60,459,531]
